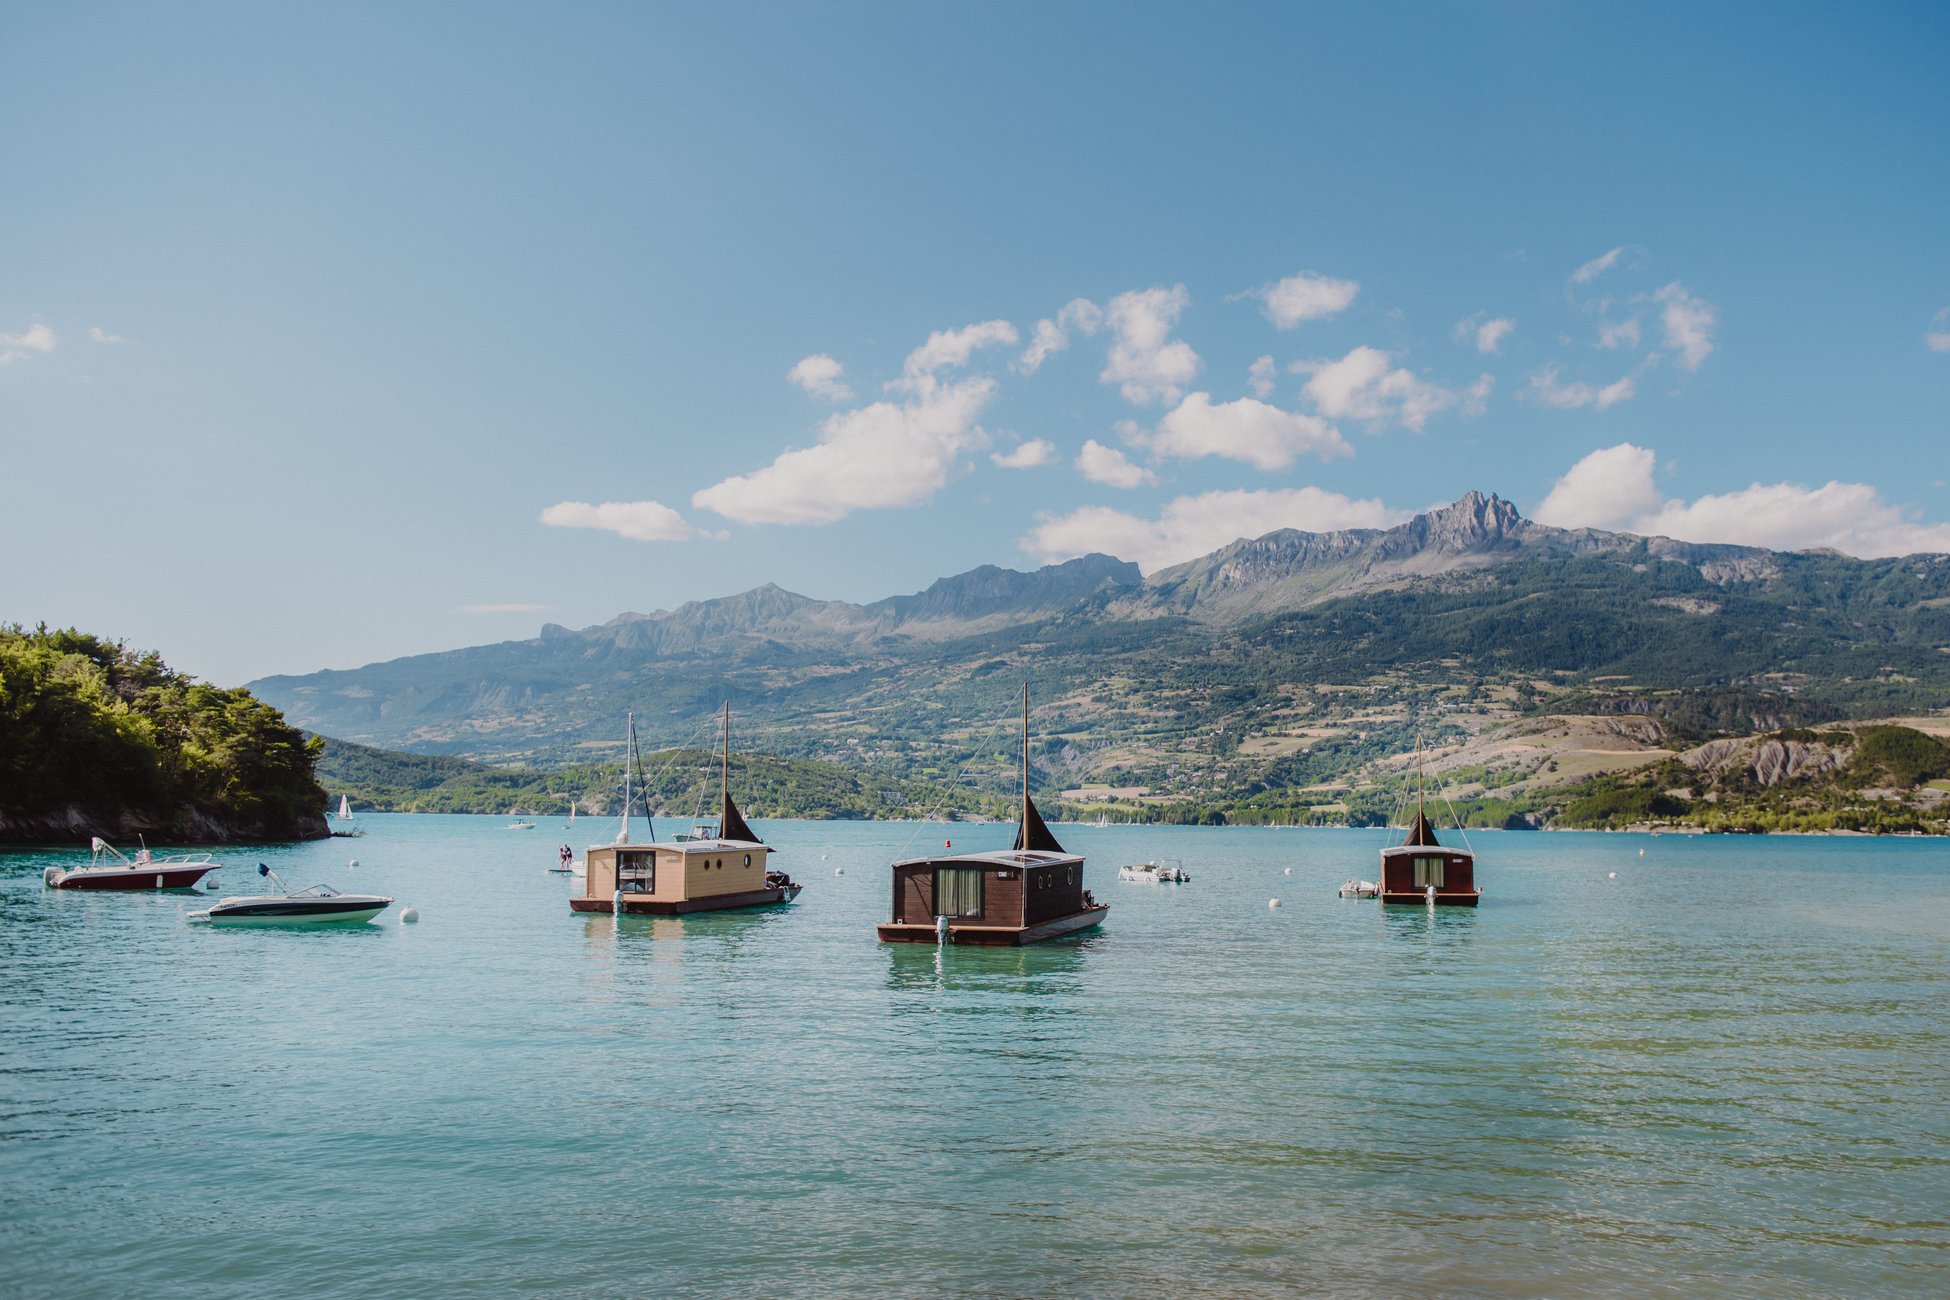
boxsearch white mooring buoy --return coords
[1283,867,1292,876]
[348,858,359,868]
[400,906,420,923]
[834,866,845,875]
[1609,871,1617,879]
[1268,898,1281,909]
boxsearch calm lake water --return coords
[4,817,1948,1297]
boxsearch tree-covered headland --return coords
[0,625,328,844]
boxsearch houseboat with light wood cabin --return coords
[878,684,1108,945]
[571,706,801,916]
[1377,740,1481,907]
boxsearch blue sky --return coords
[5,1,1949,685]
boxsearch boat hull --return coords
[877,904,1108,946]
[46,865,217,890]
[570,884,800,916]
[194,904,391,923]
[1380,890,1482,907]
[192,898,392,925]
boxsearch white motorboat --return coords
[507,819,537,830]
[44,838,220,891]
[1118,860,1190,883]
[1337,878,1379,898]
[188,864,392,925]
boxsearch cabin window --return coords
[934,867,983,918]
[743,854,752,867]
[618,850,655,892]
[1412,856,1446,888]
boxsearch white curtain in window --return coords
[935,867,982,917]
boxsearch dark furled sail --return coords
[1403,811,1439,847]
[1013,794,1066,854]
[721,790,760,845]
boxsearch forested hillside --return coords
[0,625,328,843]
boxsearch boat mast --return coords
[721,700,731,825]
[1021,681,1030,832]
[618,712,635,844]
[1416,730,1425,828]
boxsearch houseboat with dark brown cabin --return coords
[878,685,1108,946]
[1377,743,1481,906]
[571,706,801,917]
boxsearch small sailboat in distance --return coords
[337,795,353,822]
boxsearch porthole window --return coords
[744,854,752,867]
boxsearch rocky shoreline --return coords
[0,805,329,847]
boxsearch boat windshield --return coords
[291,884,342,898]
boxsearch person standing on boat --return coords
[559,844,572,869]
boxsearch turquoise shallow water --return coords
[4,817,1949,1298]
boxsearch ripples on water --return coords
[3,820,1947,1297]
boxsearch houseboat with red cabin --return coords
[1376,743,1481,906]
[1378,810,1480,906]
[878,685,1108,946]
[571,706,801,917]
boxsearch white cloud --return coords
[992,438,1055,469]
[1925,307,1949,353]
[1022,486,1411,573]
[1570,246,1628,285]
[460,603,553,614]
[693,374,997,525]
[88,326,122,345]
[1100,285,1202,404]
[1018,319,1068,373]
[539,499,702,542]
[1018,297,1102,373]
[787,353,852,401]
[1536,442,1950,557]
[0,322,56,364]
[1527,363,1638,410]
[1147,392,1350,469]
[1076,439,1156,489]
[695,318,1021,526]
[1597,317,1641,350]
[1295,345,1485,431]
[895,319,1017,392]
[1533,443,1666,531]
[1248,354,1278,399]
[1243,271,1360,329]
[1471,317,1515,354]
[1654,281,1717,370]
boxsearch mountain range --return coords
[252,491,1950,803]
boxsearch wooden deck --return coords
[877,904,1108,946]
